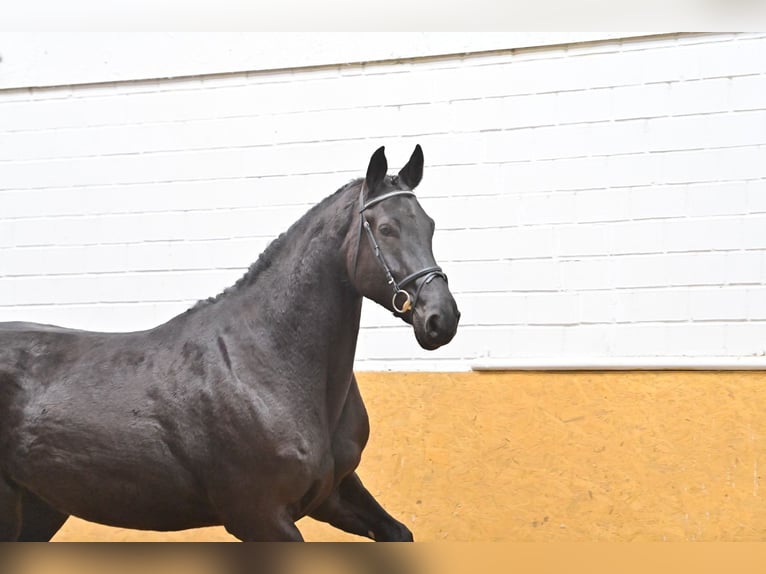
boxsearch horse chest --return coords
[286,434,363,519]
[271,408,366,516]
[285,421,364,486]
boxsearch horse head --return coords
[349,145,461,350]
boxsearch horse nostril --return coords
[426,314,441,339]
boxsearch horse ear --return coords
[365,146,388,194]
[398,144,423,190]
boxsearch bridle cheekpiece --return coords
[352,183,448,315]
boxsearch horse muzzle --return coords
[413,298,461,350]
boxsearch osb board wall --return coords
[52,371,766,541]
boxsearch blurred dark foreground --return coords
[2,542,765,574]
[2,543,425,574]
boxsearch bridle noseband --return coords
[352,184,448,315]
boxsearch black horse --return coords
[0,145,460,541]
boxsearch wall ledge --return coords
[471,357,766,371]
[1,32,665,91]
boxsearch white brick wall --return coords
[1,32,766,371]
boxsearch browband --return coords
[360,190,416,212]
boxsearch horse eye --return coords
[378,224,395,237]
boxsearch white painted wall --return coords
[1,32,765,371]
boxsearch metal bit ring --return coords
[393,290,412,314]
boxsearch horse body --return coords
[0,145,460,541]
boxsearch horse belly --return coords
[18,457,217,531]
[8,415,218,531]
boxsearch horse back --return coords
[0,321,152,436]
[0,322,91,433]
[0,321,86,334]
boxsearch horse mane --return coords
[187,178,362,312]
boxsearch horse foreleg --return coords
[17,489,69,541]
[310,472,413,541]
[0,477,21,541]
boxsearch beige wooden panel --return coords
[53,371,766,541]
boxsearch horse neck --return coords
[192,185,363,407]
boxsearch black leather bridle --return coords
[352,183,448,315]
